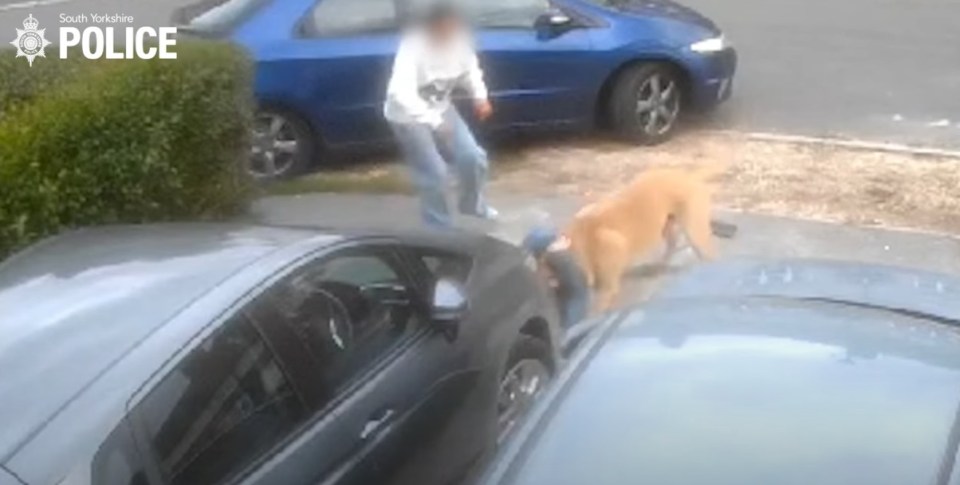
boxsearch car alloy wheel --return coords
[249,112,302,180]
[635,72,680,137]
[497,357,550,444]
[608,62,684,145]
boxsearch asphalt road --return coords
[4,0,958,148]
[684,0,960,148]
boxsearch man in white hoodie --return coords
[384,2,497,227]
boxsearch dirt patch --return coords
[266,166,412,196]
[490,132,960,235]
[279,131,960,235]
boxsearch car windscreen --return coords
[497,299,960,485]
[172,0,271,37]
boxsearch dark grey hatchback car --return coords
[0,224,561,485]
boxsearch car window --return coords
[463,0,550,29]
[130,313,307,485]
[267,247,424,400]
[420,250,473,284]
[92,419,149,485]
[173,0,271,36]
[302,0,398,37]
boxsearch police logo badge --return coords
[10,15,52,67]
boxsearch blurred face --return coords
[426,14,462,43]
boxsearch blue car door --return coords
[471,1,598,129]
[266,0,402,146]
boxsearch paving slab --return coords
[250,192,960,309]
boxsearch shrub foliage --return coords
[0,41,254,259]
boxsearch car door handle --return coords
[359,408,395,441]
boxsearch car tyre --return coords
[496,334,553,444]
[248,109,316,181]
[609,62,683,145]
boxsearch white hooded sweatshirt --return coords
[383,29,488,129]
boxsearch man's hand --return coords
[474,99,493,121]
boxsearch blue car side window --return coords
[302,0,398,37]
[465,0,549,29]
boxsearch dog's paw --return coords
[664,247,701,268]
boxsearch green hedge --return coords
[0,41,254,259]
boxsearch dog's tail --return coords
[689,162,730,182]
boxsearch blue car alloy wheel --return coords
[249,109,314,180]
[608,63,683,144]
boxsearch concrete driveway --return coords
[250,192,960,306]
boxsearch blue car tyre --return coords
[248,108,316,180]
[609,62,683,145]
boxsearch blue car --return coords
[178,0,736,179]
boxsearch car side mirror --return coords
[431,278,467,340]
[534,10,573,39]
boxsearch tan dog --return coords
[565,165,725,311]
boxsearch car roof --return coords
[490,260,960,485]
[0,223,331,460]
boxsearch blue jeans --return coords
[390,108,490,227]
[561,287,590,330]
